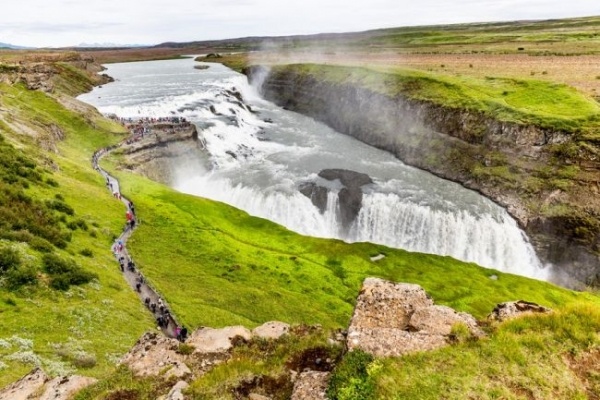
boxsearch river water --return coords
[78,57,548,280]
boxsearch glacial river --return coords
[78,57,548,280]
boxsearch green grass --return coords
[0,81,152,387]
[102,157,600,333]
[367,304,600,399]
[1,52,600,398]
[274,64,600,133]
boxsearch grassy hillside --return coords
[102,164,598,329]
[0,50,599,398]
[92,154,600,400]
[0,80,154,387]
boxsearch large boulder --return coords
[409,305,484,337]
[0,368,96,400]
[347,278,483,357]
[119,331,190,378]
[299,169,373,231]
[187,326,252,353]
[252,321,290,340]
[0,368,48,400]
[349,278,434,330]
[488,300,552,322]
[39,376,98,400]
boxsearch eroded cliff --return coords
[245,64,600,286]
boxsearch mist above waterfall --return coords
[78,57,550,282]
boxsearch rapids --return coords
[78,57,548,280]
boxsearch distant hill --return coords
[0,42,31,49]
[76,42,149,49]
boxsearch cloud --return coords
[0,0,597,47]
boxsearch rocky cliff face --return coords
[245,65,600,287]
[117,122,205,186]
[299,169,373,232]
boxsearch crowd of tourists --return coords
[94,124,188,342]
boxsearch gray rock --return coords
[165,380,189,400]
[347,278,483,357]
[39,375,98,400]
[290,371,330,400]
[187,326,252,353]
[119,332,189,378]
[249,394,272,400]
[0,368,48,400]
[409,305,484,337]
[488,300,552,322]
[252,321,290,340]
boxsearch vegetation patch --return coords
[272,63,600,134]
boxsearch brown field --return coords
[244,50,600,98]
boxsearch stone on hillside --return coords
[187,326,252,354]
[409,305,484,337]
[290,371,330,400]
[350,278,434,330]
[489,300,552,322]
[165,380,189,400]
[0,368,48,400]
[347,278,483,357]
[119,332,190,378]
[39,375,98,400]
[252,321,290,340]
[249,394,273,400]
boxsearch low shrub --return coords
[5,265,38,289]
[327,350,377,400]
[29,237,54,253]
[72,353,97,368]
[46,200,74,216]
[0,248,21,273]
[79,248,93,258]
[42,253,97,290]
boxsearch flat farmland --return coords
[247,51,600,98]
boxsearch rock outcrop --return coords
[119,332,191,378]
[0,368,48,400]
[163,380,188,400]
[488,300,552,322]
[252,321,291,340]
[0,368,97,400]
[119,121,205,186]
[39,376,98,400]
[290,371,330,400]
[299,168,373,231]
[187,325,252,353]
[347,278,483,357]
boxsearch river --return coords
[78,57,548,280]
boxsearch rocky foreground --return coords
[0,278,550,400]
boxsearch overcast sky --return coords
[1,0,598,47]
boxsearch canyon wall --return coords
[245,65,600,287]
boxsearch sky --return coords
[1,0,598,48]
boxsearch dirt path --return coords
[92,127,185,340]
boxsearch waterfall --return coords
[78,57,549,282]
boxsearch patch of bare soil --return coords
[565,348,600,400]
[251,51,600,97]
[286,346,339,372]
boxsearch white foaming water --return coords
[78,57,549,281]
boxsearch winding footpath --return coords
[91,131,183,340]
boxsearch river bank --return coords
[242,63,600,287]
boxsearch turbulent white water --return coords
[78,57,549,280]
